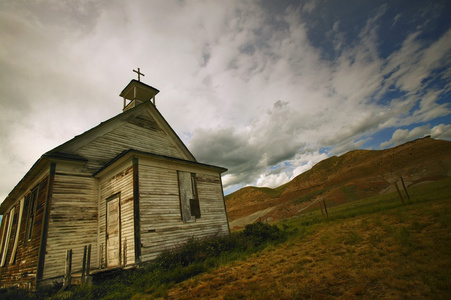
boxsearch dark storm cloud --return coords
[1,0,450,200]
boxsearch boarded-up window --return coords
[178,171,200,222]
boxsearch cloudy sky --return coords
[1,0,450,201]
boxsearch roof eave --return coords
[0,157,48,214]
[94,149,227,178]
[0,154,89,214]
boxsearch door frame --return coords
[105,192,121,267]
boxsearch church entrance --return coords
[106,194,121,267]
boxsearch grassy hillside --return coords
[226,137,451,226]
[169,178,451,299]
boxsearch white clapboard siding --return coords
[74,116,185,174]
[99,163,135,267]
[43,171,98,280]
[138,158,229,262]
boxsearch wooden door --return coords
[106,196,121,267]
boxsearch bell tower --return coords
[120,68,160,111]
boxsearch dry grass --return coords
[167,198,451,299]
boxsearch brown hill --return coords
[225,137,451,229]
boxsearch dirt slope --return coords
[225,137,451,228]
[168,197,451,299]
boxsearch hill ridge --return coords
[226,137,451,227]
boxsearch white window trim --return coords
[1,206,15,266]
[0,213,8,258]
[10,199,24,265]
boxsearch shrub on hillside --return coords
[243,222,283,245]
[155,222,285,270]
[0,287,33,300]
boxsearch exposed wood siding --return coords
[74,112,185,174]
[0,173,49,289]
[99,162,135,268]
[139,158,229,262]
[106,196,120,266]
[43,166,98,282]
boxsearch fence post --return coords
[100,244,104,269]
[322,199,329,218]
[123,239,127,266]
[63,249,72,287]
[394,182,405,204]
[81,245,87,283]
[86,244,91,283]
[318,200,324,217]
[400,176,411,202]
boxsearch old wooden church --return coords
[0,74,229,289]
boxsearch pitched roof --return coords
[1,100,202,212]
[45,100,196,163]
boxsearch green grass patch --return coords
[1,222,288,299]
[287,177,451,229]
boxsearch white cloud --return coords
[380,124,451,148]
[431,124,451,139]
[0,1,450,200]
[256,172,290,188]
[290,151,330,179]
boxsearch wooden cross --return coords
[133,68,145,81]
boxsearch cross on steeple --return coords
[133,67,145,81]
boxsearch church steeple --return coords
[120,68,160,111]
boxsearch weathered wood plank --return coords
[43,172,98,282]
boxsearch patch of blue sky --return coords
[299,1,378,61]
[374,0,450,58]
[268,162,294,175]
[223,184,244,196]
[382,66,400,80]
[269,163,281,171]
[297,0,450,62]
[414,2,451,43]
[422,68,451,92]
[375,84,408,106]
[284,161,293,167]
[427,115,451,128]
[408,101,422,116]
[361,127,396,149]
[319,146,332,155]
[368,117,451,150]
[436,91,451,106]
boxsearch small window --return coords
[25,188,38,242]
[0,212,10,265]
[10,199,24,265]
[178,171,201,222]
[0,207,15,266]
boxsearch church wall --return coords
[138,157,229,262]
[0,170,50,289]
[98,160,135,268]
[42,163,98,283]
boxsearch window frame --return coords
[178,171,201,222]
[0,212,10,265]
[9,198,24,265]
[0,206,15,267]
[24,187,38,243]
